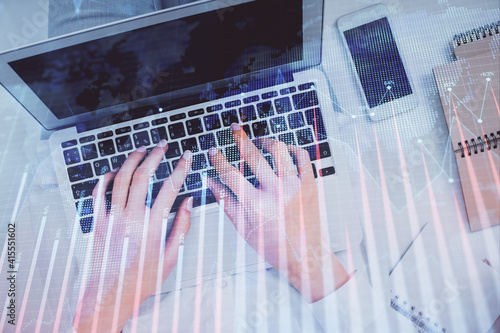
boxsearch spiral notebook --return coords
[433,21,500,232]
[389,224,500,333]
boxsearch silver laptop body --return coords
[0,0,363,292]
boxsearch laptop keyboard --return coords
[61,82,336,233]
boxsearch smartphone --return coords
[337,4,418,121]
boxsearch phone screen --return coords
[343,17,412,109]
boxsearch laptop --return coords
[0,0,363,292]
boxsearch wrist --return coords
[285,248,351,303]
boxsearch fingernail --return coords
[137,146,147,153]
[157,139,167,148]
[186,197,193,212]
[112,167,120,173]
[179,233,185,245]
[208,147,218,156]
[182,150,192,161]
[231,123,241,131]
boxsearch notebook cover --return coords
[433,32,500,231]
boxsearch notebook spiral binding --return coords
[390,295,447,333]
[457,131,500,158]
[452,21,500,47]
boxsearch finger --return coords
[257,138,297,179]
[151,150,193,218]
[91,169,117,219]
[161,197,193,278]
[111,146,148,208]
[230,123,276,187]
[208,147,258,200]
[287,145,315,183]
[127,140,169,210]
[206,177,242,225]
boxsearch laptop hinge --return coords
[76,70,294,133]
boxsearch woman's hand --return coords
[73,140,193,332]
[208,124,350,303]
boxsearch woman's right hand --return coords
[207,124,351,303]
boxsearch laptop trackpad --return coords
[173,208,266,283]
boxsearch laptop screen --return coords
[8,0,303,120]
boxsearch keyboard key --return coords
[67,163,93,182]
[116,126,131,134]
[262,91,278,100]
[133,131,151,148]
[188,109,204,117]
[186,118,204,135]
[265,155,274,169]
[239,162,254,177]
[319,166,335,177]
[170,193,191,213]
[133,122,150,130]
[296,129,314,146]
[165,142,181,159]
[76,199,94,216]
[280,87,296,95]
[221,109,239,127]
[170,113,186,122]
[247,177,260,188]
[243,95,259,104]
[288,112,306,129]
[181,138,199,153]
[274,97,293,114]
[191,188,217,207]
[225,145,241,163]
[303,142,331,161]
[239,105,257,122]
[150,127,168,144]
[111,155,127,169]
[304,108,327,141]
[71,179,98,199]
[155,162,172,179]
[79,135,95,144]
[256,101,274,118]
[64,148,81,165]
[303,145,316,161]
[217,129,235,146]
[97,131,113,139]
[317,142,332,159]
[312,164,318,178]
[199,133,216,150]
[80,216,94,233]
[293,90,319,110]
[279,132,296,146]
[269,116,288,133]
[172,159,181,169]
[225,100,241,108]
[298,82,315,91]
[168,123,186,140]
[98,140,116,157]
[206,168,218,179]
[207,104,223,113]
[115,135,133,152]
[192,154,208,171]
[186,173,202,191]
[252,121,270,137]
[243,125,252,139]
[204,114,222,131]
[80,144,98,161]
[62,140,77,148]
[145,182,163,208]
[94,159,111,176]
[152,117,168,126]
